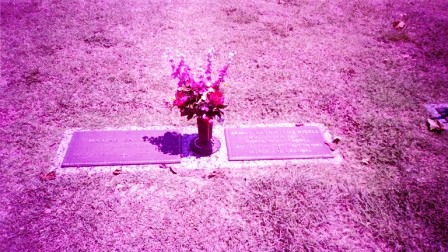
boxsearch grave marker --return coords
[61,130,181,167]
[224,126,333,161]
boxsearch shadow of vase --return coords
[143,131,211,159]
[143,131,181,156]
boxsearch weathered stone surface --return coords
[224,126,333,161]
[61,130,181,167]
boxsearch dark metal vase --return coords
[190,117,221,156]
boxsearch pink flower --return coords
[205,49,213,81]
[172,56,185,79]
[190,80,207,93]
[173,91,189,107]
[166,49,233,120]
[208,91,224,106]
[212,52,234,89]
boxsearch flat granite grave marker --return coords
[61,130,181,167]
[224,126,333,161]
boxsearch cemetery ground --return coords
[0,0,447,251]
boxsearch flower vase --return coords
[190,117,221,156]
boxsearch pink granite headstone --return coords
[224,126,333,161]
[61,130,181,167]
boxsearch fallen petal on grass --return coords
[426,118,443,132]
[112,169,123,175]
[393,20,406,30]
[361,158,370,165]
[40,171,56,181]
[332,136,342,144]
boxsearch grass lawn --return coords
[1,0,447,251]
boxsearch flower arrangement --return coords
[167,49,234,120]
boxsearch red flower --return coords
[173,91,189,107]
[208,91,224,106]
